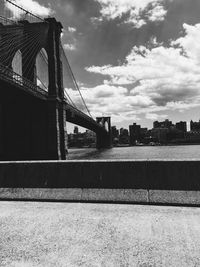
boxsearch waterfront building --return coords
[119,128,129,144]
[74,126,79,135]
[129,123,141,145]
[151,128,169,143]
[111,126,119,139]
[153,119,173,129]
[111,126,119,145]
[175,121,187,133]
[190,120,200,132]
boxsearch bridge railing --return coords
[0,63,48,98]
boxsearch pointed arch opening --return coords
[12,50,22,76]
[104,121,109,131]
[36,48,48,91]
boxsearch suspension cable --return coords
[60,44,93,118]
[4,0,45,22]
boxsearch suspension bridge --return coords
[0,0,112,160]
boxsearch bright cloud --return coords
[172,23,200,63]
[146,113,167,120]
[147,4,167,22]
[65,84,153,123]
[86,23,200,121]
[93,0,167,28]
[68,27,77,33]
[64,44,76,51]
[5,0,52,18]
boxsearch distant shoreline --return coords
[69,143,200,149]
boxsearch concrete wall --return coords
[0,160,200,205]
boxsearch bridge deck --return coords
[0,65,106,134]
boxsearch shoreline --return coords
[69,143,200,149]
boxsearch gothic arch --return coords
[12,49,22,76]
[35,48,49,90]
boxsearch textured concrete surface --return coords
[0,201,200,267]
[0,188,148,203]
[1,188,200,205]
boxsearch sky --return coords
[5,0,200,132]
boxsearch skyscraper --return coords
[129,123,141,145]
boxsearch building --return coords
[190,120,200,132]
[111,126,119,139]
[119,128,129,144]
[175,121,187,133]
[129,123,141,145]
[151,128,169,143]
[73,126,79,135]
[153,119,173,129]
[111,126,119,145]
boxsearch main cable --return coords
[60,44,93,118]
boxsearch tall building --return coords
[119,128,129,144]
[153,121,160,129]
[129,123,141,145]
[153,119,173,129]
[74,126,79,134]
[111,126,119,139]
[119,128,124,136]
[151,128,169,143]
[190,120,200,132]
[176,121,187,132]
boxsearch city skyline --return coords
[69,118,200,148]
[69,118,200,134]
[5,0,200,131]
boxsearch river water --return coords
[67,145,200,160]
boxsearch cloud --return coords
[93,0,167,28]
[5,0,52,19]
[146,113,167,120]
[64,44,76,51]
[68,27,77,33]
[172,23,200,63]
[86,23,200,121]
[147,4,167,22]
[65,84,153,123]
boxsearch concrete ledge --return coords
[1,188,200,205]
[1,160,200,205]
[149,190,200,205]
[0,188,148,202]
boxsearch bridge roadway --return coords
[0,63,106,134]
[0,201,199,266]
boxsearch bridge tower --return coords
[0,18,67,160]
[96,117,112,148]
[45,18,67,160]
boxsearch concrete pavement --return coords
[0,201,200,266]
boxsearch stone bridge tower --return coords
[96,117,112,148]
[0,18,67,160]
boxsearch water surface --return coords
[67,145,200,160]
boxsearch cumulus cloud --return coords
[93,0,167,28]
[147,3,167,22]
[65,84,153,123]
[5,0,52,18]
[64,43,76,51]
[146,113,167,120]
[86,23,200,121]
[68,27,77,33]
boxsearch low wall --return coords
[0,160,200,205]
